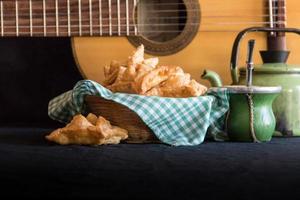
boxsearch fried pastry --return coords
[46,115,104,145]
[134,66,184,94]
[114,66,127,83]
[46,114,128,146]
[86,113,98,125]
[95,116,128,140]
[134,63,154,80]
[128,44,145,67]
[103,67,119,86]
[107,81,136,94]
[122,64,137,82]
[145,74,207,97]
[180,80,208,97]
[145,86,186,98]
[104,60,121,77]
[103,44,208,98]
[143,57,159,68]
[103,60,124,86]
[161,73,191,89]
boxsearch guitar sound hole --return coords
[137,0,187,43]
[128,0,200,56]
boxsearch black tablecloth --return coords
[1,128,300,199]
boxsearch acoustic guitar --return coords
[0,0,299,85]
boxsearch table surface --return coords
[1,127,300,199]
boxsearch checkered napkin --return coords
[48,80,229,146]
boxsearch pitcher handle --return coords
[230,27,300,84]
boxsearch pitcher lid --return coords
[220,86,282,94]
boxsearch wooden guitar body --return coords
[72,0,300,86]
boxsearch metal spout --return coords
[201,70,223,87]
[246,40,255,87]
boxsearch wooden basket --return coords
[85,95,159,143]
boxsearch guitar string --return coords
[0,11,285,17]
[0,21,285,27]
[0,13,285,20]
[0,6,285,13]
[0,30,272,35]
[0,17,286,27]
[0,14,286,24]
[102,0,283,5]
[0,12,286,21]
[0,22,285,31]
[0,1,285,12]
[0,14,286,25]
[0,14,286,20]
[0,0,284,5]
[0,6,286,15]
[53,14,283,19]
[0,26,290,36]
[0,0,284,6]
[138,1,284,6]
[0,21,286,29]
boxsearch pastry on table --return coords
[46,114,128,146]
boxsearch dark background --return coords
[0,38,82,127]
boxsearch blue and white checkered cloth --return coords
[48,80,229,146]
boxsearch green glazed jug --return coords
[224,86,281,142]
[204,40,282,142]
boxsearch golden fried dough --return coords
[183,79,208,97]
[103,61,124,86]
[145,86,187,98]
[128,44,144,67]
[145,74,207,98]
[107,81,136,94]
[134,63,154,80]
[103,45,207,97]
[122,64,136,82]
[96,116,128,140]
[86,113,98,125]
[104,65,110,78]
[143,57,159,68]
[161,73,191,89]
[134,66,184,94]
[46,115,103,145]
[103,68,119,86]
[114,66,127,83]
[104,60,120,77]
[46,114,128,146]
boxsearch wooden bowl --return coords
[85,95,159,143]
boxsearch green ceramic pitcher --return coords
[204,39,282,142]
[224,86,281,142]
